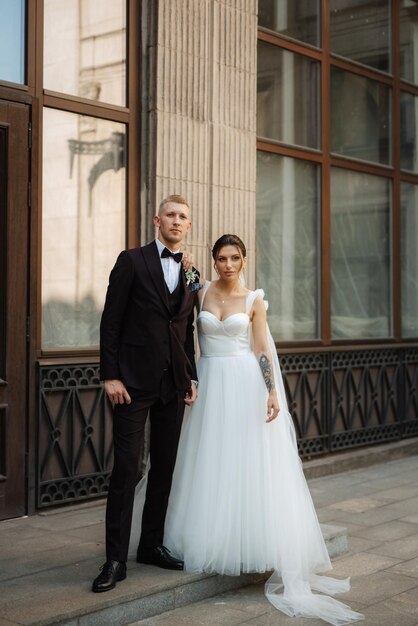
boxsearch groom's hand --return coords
[104,379,132,405]
[184,382,197,406]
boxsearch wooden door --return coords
[0,100,30,519]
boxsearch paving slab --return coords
[358,475,415,491]
[402,514,418,524]
[358,601,418,626]
[386,497,418,515]
[0,524,52,547]
[63,523,105,542]
[368,533,418,559]
[327,551,402,577]
[337,535,381,557]
[349,520,418,542]
[383,587,418,620]
[0,531,90,560]
[318,503,405,527]
[387,556,418,579]
[372,485,418,502]
[335,570,418,606]
[329,496,386,513]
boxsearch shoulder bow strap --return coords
[246,288,266,314]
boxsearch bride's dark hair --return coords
[212,234,247,260]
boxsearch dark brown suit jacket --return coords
[100,241,198,392]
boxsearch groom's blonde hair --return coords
[158,194,190,215]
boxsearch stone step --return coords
[1,524,346,626]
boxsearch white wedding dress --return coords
[131,283,363,625]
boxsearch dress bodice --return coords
[197,311,251,357]
[197,282,264,357]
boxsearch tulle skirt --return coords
[165,351,329,574]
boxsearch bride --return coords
[133,234,364,626]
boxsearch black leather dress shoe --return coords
[92,560,127,593]
[137,545,184,570]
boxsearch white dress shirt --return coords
[155,238,182,293]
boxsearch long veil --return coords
[253,290,363,625]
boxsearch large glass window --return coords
[331,68,391,165]
[400,0,418,84]
[0,0,25,84]
[401,182,418,337]
[258,0,320,48]
[256,152,320,341]
[330,0,391,73]
[42,108,126,349]
[401,92,418,173]
[44,0,126,106]
[257,2,416,345]
[331,169,391,339]
[257,42,320,149]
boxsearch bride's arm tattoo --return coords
[259,353,275,392]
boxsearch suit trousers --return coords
[105,370,185,562]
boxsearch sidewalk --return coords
[131,454,418,626]
[1,451,418,626]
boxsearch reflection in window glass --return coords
[0,0,25,84]
[258,0,320,47]
[44,0,126,106]
[256,152,320,341]
[42,108,126,349]
[400,0,418,84]
[257,42,320,149]
[401,92,418,173]
[401,183,418,337]
[330,0,391,73]
[0,129,6,376]
[331,67,391,165]
[331,169,391,339]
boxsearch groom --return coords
[92,194,199,593]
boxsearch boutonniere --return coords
[185,269,201,292]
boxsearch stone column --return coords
[145,0,258,285]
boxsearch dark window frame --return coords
[257,0,418,348]
[20,0,141,359]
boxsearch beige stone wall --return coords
[146,0,258,285]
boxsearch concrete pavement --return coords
[0,448,418,625]
[130,454,418,626]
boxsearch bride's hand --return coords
[182,250,194,272]
[266,390,279,423]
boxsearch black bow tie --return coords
[161,247,183,263]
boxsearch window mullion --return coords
[393,0,401,341]
[321,0,331,345]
